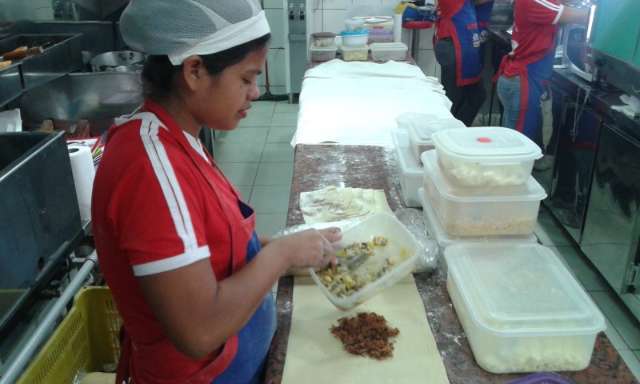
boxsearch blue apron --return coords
[518,49,555,146]
[448,0,483,85]
[475,1,494,43]
[214,202,277,384]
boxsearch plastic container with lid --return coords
[432,127,543,187]
[421,150,547,237]
[340,29,369,47]
[371,42,408,61]
[368,29,394,44]
[309,212,419,310]
[311,32,337,47]
[419,188,537,258]
[310,45,337,62]
[340,44,369,61]
[445,243,606,373]
[396,113,466,161]
[391,129,422,208]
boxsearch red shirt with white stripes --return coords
[92,101,239,381]
[502,0,564,77]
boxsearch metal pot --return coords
[90,50,145,72]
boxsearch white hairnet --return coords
[120,0,271,65]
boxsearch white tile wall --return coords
[266,9,286,48]
[416,49,438,77]
[322,10,349,33]
[264,0,285,8]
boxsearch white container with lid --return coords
[391,129,422,208]
[421,150,547,237]
[445,243,606,373]
[340,44,369,61]
[310,45,337,62]
[418,188,537,258]
[370,42,408,61]
[309,212,419,310]
[432,127,543,187]
[397,113,466,162]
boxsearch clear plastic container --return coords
[445,243,606,373]
[368,29,394,44]
[432,127,543,187]
[421,150,547,237]
[340,30,369,47]
[340,44,369,61]
[310,45,337,62]
[419,188,537,258]
[370,42,408,61]
[391,129,422,208]
[311,32,336,47]
[309,212,419,310]
[396,113,466,161]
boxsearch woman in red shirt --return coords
[92,1,342,383]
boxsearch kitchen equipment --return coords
[432,127,542,187]
[392,129,422,207]
[419,188,537,258]
[397,112,465,160]
[340,44,369,61]
[90,50,145,72]
[340,30,369,47]
[445,243,606,373]
[370,42,408,61]
[310,45,337,62]
[287,0,306,95]
[422,150,546,237]
[309,213,419,310]
[0,131,82,333]
[0,46,43,61]
[310,32,336,48]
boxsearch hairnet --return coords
[119,0,271,65]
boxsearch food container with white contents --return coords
[421,151,546,237]
[310,45,337,62]
[370,42,408,61]
[340,45,369,61]
[340,29,369,47]
[311,32,336,47]
[397,113,466,161]
[432,127,543,187]
[445,243,606,373]
[309,212,419,310]
[368,29,394,44]
[419,188,537,258]
[391,129,422,207]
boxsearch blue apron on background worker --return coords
[435,0,488,126]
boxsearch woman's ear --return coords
[181,56,206,92]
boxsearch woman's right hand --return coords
[269,227,342,270]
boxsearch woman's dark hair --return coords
[142,33,271,98]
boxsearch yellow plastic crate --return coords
[17,287,122,384]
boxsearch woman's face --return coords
[186,46,267,131]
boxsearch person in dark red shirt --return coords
[496,0,589,147]
[92,1,342,383]
[435,0,493,126]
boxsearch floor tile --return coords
[271,113,298,126]
[238,112,273,127]
[604,318,631,352]
[213,142,263,163]
[261,143,294,163]
[551,246,608,292]
[250,101,275,114]
[250,185,291,214]
[267,125,297,143]
[217,162,259,186]
[274,102,299,114]
[254,162,294,186]
[535,207,573,247]
[620,349,640,380]
[591,291,640,349]
[236,185,253,201]
[215,128,268,144]
[256,212,288,237]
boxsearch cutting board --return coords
[282,276,449,384]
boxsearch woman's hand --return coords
[267,227,342,270]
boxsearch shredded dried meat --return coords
[330,312,399,360]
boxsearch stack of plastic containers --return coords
[339,29,369,61]
[417,127,544,255]
[392,113,464,208]
[310,32,337,62]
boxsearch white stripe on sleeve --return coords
[133,246,211,276]
[534,0,560,11]
[552,4,565,24]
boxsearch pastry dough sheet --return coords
[282,276,450,384]
[300,187,392,224]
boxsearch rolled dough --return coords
[282,276,450,384]
[299,187,392,224]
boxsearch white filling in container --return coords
[340,44,369,61]
[432,127,542,187]
[421,151,546,237]
[391,129,422,208]
[445,243,606,373]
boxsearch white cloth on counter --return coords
[293,60,453,147]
